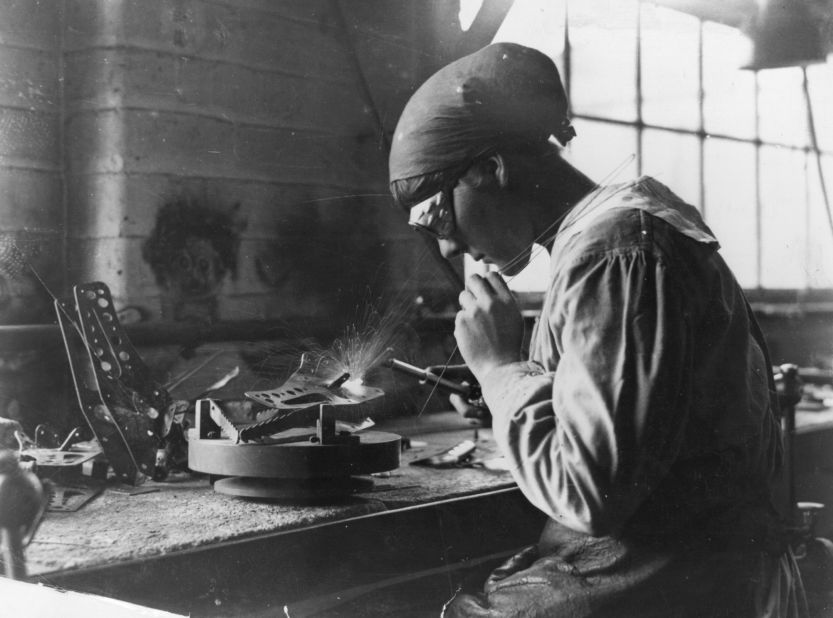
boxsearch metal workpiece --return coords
[244,352,384,410]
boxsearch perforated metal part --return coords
[56,282,173,485]
[244,353,384,409]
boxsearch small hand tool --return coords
[410,439,477,468]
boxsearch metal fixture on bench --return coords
[188,353,401,501]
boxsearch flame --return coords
[341,377,365,393]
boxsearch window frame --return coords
[503,1,833,315]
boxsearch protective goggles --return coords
[408,189,455,239]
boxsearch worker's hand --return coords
[448,393,491,424]
[455,272,524,383]
[425,364,490,423]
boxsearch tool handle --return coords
[386,359,480,401]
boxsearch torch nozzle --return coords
[327,372,351,390]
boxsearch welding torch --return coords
[385,358,483,404]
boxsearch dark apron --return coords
[442,501,808,618]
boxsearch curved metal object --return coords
[244,353,384,409]
[188,430,401,479]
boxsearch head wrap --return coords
[389,42,575,185]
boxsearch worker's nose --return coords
[438,238,464,259]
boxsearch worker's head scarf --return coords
[389,42,575,198]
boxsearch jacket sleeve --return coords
[482,249,693,536]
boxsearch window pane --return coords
[806,63,833,153]
[464,254,488,280]
[703,138,757,287]
[507,244,551,293]
[760,145,807,288]
[568,0,638,121]
[506,118,638,293]
[458,0,483,31]
[640,5,700,130]
[492,0,566,61]
[565,118,638,185]
[504,117,639,294]
[702,22,756,140]
[807,154,833,288]
[758,68,809,149]
[642,129,701,207]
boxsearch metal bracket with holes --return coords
[55,282,172,485]
[244,352,384,410]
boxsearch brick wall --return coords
[60,0,413,324]
[0,0,473,331]
[0,0,63,324]
[0,0,465,431]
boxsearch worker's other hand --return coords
[425,364,490,423]
[448,393,491,425]
[456,272,523,382]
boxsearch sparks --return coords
[303,294,417,386]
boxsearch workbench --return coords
[20,407,833,616]
[23,413,546,617]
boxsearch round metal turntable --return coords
[189,400,400,500]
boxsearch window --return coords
[481,0,833,304]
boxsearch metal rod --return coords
[802,66,833,249]
[697,19,706,218]
[570,112,830,156]
[635,3,643,177]
[0,318,348,350]
[327,373,351,390]
[386,358,476,399]
[754,71,762,289]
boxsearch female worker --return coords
[389,43,807,617]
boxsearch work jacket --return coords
[445,177,807,618]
